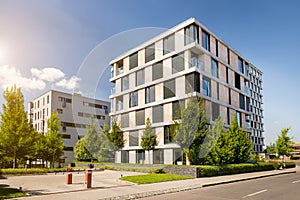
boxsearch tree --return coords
[208,114,252,165]
[45,112,64,168]
[0,86,33,168]
[103,119,125,150]
[276,128,293,160]
[173,97,206,165]
[266,143,276,155]
[74,139,93,161]
[141,118,158,164]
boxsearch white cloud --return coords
[0,65,46,90]
[31,67,65,82]
[56,76,81,90]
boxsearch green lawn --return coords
[120,173,193,184]
[0,187,26,199]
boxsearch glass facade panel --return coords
[152,61,163,81]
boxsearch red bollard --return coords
[85,169,92,188]
[66,173,72,184]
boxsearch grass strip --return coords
[0,188,26,199]
[120,173,193,184]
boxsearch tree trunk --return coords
[148,150,150,164]
[185,149,190,165]
[13,150,17,169]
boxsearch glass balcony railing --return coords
[190,57,204,71]
[117,67,123,75]
[111,87,115,95]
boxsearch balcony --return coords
[116,67,124,76]
[111,87,115,95]
[190,57,204,71]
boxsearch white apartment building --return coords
[28,90,110,165]
[109,18,264,164]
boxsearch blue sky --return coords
[0,0,299,145]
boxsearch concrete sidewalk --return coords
[2,167,298,200]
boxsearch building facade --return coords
[28,90,110,165]
[109,18,264,164]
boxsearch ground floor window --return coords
[121,150,129,163]
[136,150,145,164]
[153,149,164,164]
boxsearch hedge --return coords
[199,162,275,177]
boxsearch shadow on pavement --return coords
[0,175,7,179]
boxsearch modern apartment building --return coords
[28,90,110,165]
[109,18,264,164]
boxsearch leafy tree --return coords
[173,97,206,165]
[103,119,125,150]
[208,114,252,165]
[276,128,293,159]
[266,143,276,155]
[0,86,33,168]
[81,118,114,162]
[45,112,64,168]
[141,118,158,164]
[74,139,92,161]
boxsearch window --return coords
[236,111,242,127]
[211,59,218,78]
[202,76,211,97]
[238,57,244,73]
[172,100,183,120]
[116,96,123,111]
[172,53,184,74]
[184,24,199,45]
[129,91,138,108]
[185,72,200,93]
[190,52,203,70]
[129,52,138,70]
[145,43,155,63]
[164,79,175,99]
[228,89,231,104]
[217,83,220,100]
[212,102,220,121]
[153,149,164,164]
[202,30,210,51]
[227,48,230,65]
[43,97,45,106]
[235,73,241,89]
[227,107,230,125]
[145,85,155,104]
[57,108,63,114]
[239,94,245,110]
[245,63,249,77]
[152,61,163,81]
[164,125,174,144]
[37,100,40,108]
[136,69,145,86]
[121,113,129,128]
[121,76,129,91]
[226,67,229,83]
[153,105,163,123]
[163,34,175,55]
[246,97,250,112]
[136,109,145,126]
[47,95,49,104]
[116,60,124,75]
[121,150,129,163]
[129,131,139,146]
[136,150,145,164]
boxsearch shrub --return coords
[152,168,165,174]
[199,162,275,177]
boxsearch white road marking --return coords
[242,189,267,198]
[292,180,300,183]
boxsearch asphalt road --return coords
[142,172,300,200]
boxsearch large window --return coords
[152,105,163,123]
[136,69,145,86]
[236,111,242,127]
[145,43,155,63]
[172,100,183,120]
[202,30,210,51]
[129,131,139,146]
[211,59,218,78]
[238,57,244,74]
[184,24,199,45]
[121,113,129,128]
[163,34,175,55]
[212,102,220,121]
[136,109,145,126]
[246,97,250,112]
[164,125,175,144]
[235,73,241,89]
[116,96,123,111]
[172,53,184,74]
[152,61,163,81]
[129,52,138,70]
[164,79,176,99]
[153,149,164,164]
[239,94,245,110]
[185,72,200,93]
[202,76,211,97]
[245,63,249,77]
[129,91,138,108]
[145,85,155,104]
[121,76,129,91]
